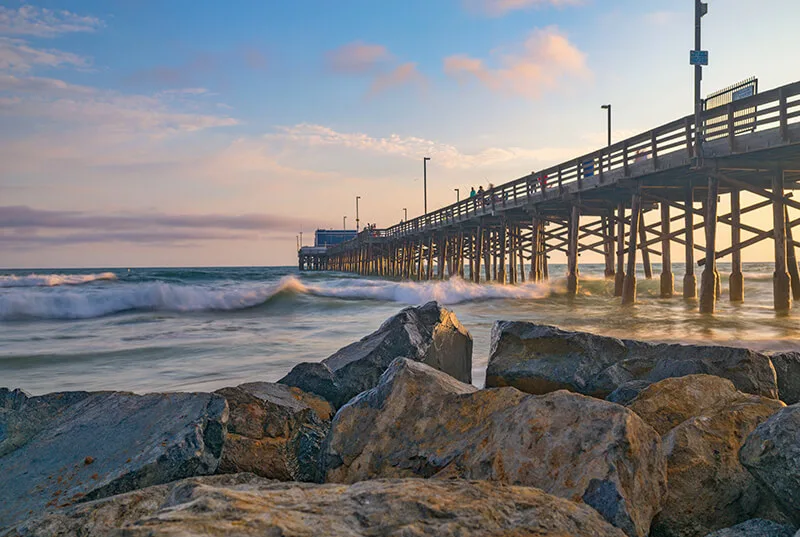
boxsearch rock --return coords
[486,322,778,399]
[0,390,227,529]
[628,376,786,537]
[323,358,666,537]
[279,301,472,408]
[771,352,800,404]
[703,519,797,537]
[607,380,652,405]
[740,404,800,524]
[10,474,628,537]
[214,382,333,482]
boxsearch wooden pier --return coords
[320,81,800,313]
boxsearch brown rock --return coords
[10,474,628,537]
[628,375,787,537]
[323,358,666,537]
[214,382,333,483]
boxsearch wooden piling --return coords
[639,211,653,279]
[614,203,625,297]
[683,185,697,298]
[660,202,674,298]
[730,188,744,301]
[699,176,719,314]
[773,172,792,312]
[498,225,507,284]
[622,193,641,305]
[567,205,580,296]
[603,215,615,279]
[474,227,483,283]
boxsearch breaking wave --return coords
[0,275,550,321]
[0,272,118,288]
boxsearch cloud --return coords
[325,41,391,74]
[0,206,302,248]
[645,11,682,26]
[463,0,584,17]
[368,62,425,96]
[268,123,584,170]
[124,52,217,87]
[0,5,103,37]
[0,37,90,72]
[443,26,590,98]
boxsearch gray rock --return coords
[771,352,800,404]
[0,390,228,529]
[279,301,472,408]
[607,380,652,405]
[487,322,778,399]
[703,518,797,537]
[323,358,666,537]
[740,404,800,524]
[9,474,628,537]
[214,382,333,482]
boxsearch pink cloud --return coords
[368,62,426,97]
[325,41,392,74]
[463,0,584,17]
[444,26,590,98]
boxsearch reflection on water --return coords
[0,263,797,394]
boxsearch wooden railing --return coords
[332,80,800,249]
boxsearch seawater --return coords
[1,264,798,395]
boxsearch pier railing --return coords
[337,80,800,248]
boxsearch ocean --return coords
[1,264,798,395]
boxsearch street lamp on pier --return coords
[343,216,347,230]
[601,104,611,172]
[423,157,431,214]
[403,208,407,222]
[454,188,460,202]
[299,231,303,247]
[356,196,361,231]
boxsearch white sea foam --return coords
[0,272,118,288]
[0,275,551,320]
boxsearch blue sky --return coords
[1,0,799,267]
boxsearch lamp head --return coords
[423,157,431,161]
[601,104,611,110]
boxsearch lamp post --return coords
[403,208,407,222]
[454,188,460,202]
[601,104,611,172]
[693,0,709,164]
[299,231,303,247]
[423,157,431,214]
[356,196,361,231]
[343,216,347,230]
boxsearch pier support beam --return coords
[786,208,800,301]
[700,176,719,314]
[614,203,625,296]
[603,215,615,279]
[660,202,674,298]
[773,172,791,312]
[730,188,744,302]
[567,205,580,296]
[498,225,507,284]
[684,185,697,298]
[622,193,641,305]
[639,212,653,279]
[474,227,483,283]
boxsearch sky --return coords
[1,0,799,268]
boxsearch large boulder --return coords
[487,322,778,399]
[214,382,333,483]
[0,389,227,529]
[322,358,666,537]
[770,351,800,404]
[740,404,800,524]
[279,301,472,408]
[628,375,787,537]
[703,519,797,537]
[9,474,628,537]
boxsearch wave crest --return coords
[0,272,117,288]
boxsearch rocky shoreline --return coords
[1,301,798,536]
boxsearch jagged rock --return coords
[279,301,472,408]
[627,375,786,537]
[740,404,800,524]
[214,382,333,482]
[323,358,666,537]
[771,352,800,404]
[607,380,652,405]
[0,390,227,529]
[9,474,628,537]
[486,322,778,399]
[703,518,797,537]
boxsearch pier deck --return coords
[319,81,800,313]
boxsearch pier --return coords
[306,80,800,313]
